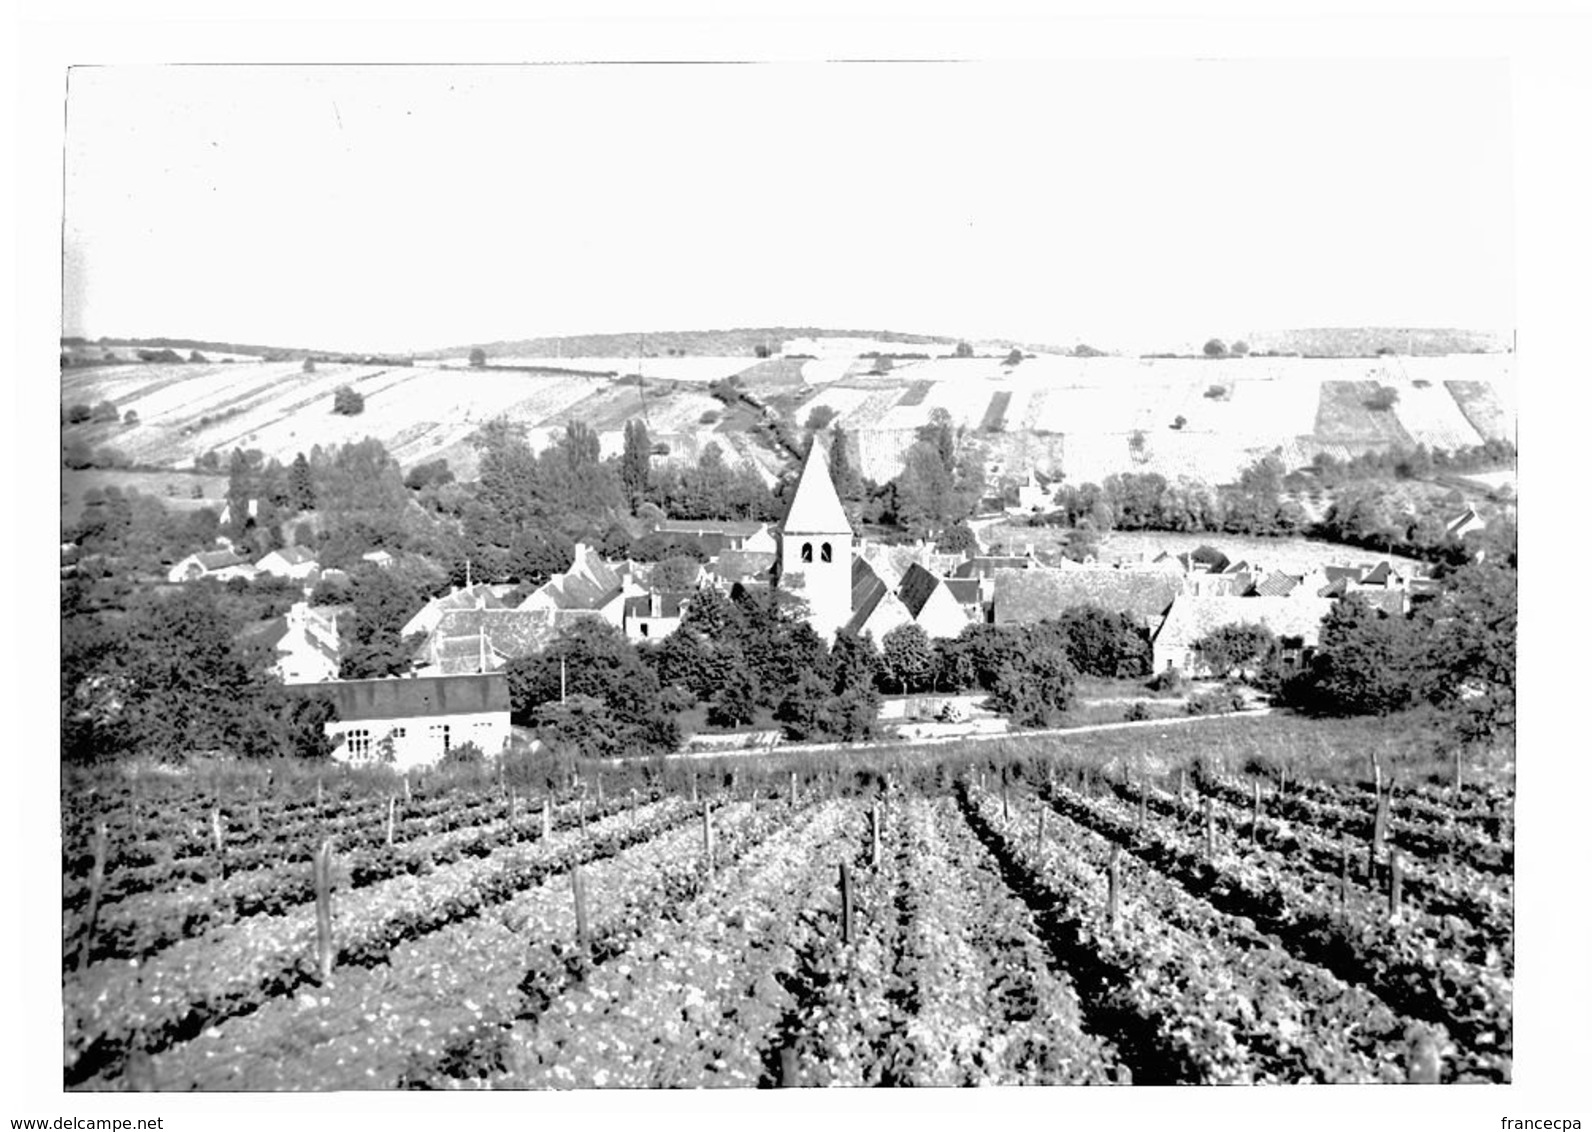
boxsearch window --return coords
[391,727,405,740]
[800,542,813,564]
[347,728,372,763]
[429,723,450,753]
[820,541,832,563]
[639,623,649,638]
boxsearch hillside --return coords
[425,327,1071,360]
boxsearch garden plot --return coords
[1387,378,1486,451]
[840,387,912,430]
[1314,382,1417,446]
[1179,377,1323,438]
[876,379,1004,431]
[1443,381,1514,444]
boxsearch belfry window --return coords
[820,542,832,563]
[801,543,813,563]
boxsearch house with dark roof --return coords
[952,554,1034,606]
[402,583,509,639]
[269,601,342,684]
[291,673,511,770]
[623,591,692,643]
[415,607,600,675]
[517,543,626,626]
[844,556,913,640]
[897,563,971,640]
[942,576,987,623]
[993,567,1184,633]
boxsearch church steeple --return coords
[778,439,854,641]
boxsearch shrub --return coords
[123,409,140,426]
[441,741,486,766]
[91,400,119,423]
[1148,667,1187,694]
[699,410,720,425]
[66,403,93,425]
[302,357,317,374]
[1124,701,1151,722]
[1171,415,1186,430]
[805,405,838,431]
[1204,384,1227,400]
[1185,685,1246,716]
[1364,386,1400,411]
[332,385,365,415]
[1203,339,1228,358]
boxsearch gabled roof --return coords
[943,577,983,607]
[429,607,596,661]
[782,441,850,535]
[289,673,510,722]
[1361,561,1399,586]
[193,549,248,571]
[993,567,1184,629]
[896,562,943,619]
[1323,565,1365,585]
[846,586,912,639]
[272,545,319,566]
[849,556,890,630]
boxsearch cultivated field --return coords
[981,523,1426,574]
[61,732,1512,1089]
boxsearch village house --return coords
[623,591,692,643]
[295,673,511,770]
[167,548,254,584]
[845,556,915,641]
[1151,594,1336,677]
[254,544,320,581]
[993,566,1185,635]
[517,543,627,626]
[896,563,972,640]
[401,583,511,639]
[412,607,597,676]
[271,601,342,684]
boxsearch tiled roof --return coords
[943,577,983,607]
[275,545,319,566]
[1361,562,1398,586]
[994,567,1184,629]
[1250,573,1302,598]
[712,549,776,582]
[1355,590,1409,617]
[896,562,941,619]
[289,673,510,722]
[1175,546,1231,573]
[196,549,248,571]
[848,557,890,633]
[428,607,598,661]
[1323,565,1365,585]
[1154,595,1336,651]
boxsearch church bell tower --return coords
[778,439,854,642]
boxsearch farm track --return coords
[1031,782,1510,1079]
[64,796,700,1088]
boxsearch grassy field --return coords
[980,522,1424,573]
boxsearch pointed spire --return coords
[783,439,851,535]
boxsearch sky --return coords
[61,60,1514,353]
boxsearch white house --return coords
[623,591,691,643]
[896,563,971,640]
[167,549,254,584]
[255,545,320,581]
[1151,595,1336,677]
[361,549,395,569]
[297,673,512,771]
[273,601,342,684]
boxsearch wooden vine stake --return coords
[1388,849,1404,922]
[870,803,882,870]
[691,772,699,805]
[386,796,397,847]
[313,838,335,983]
[838,863,854,946]
[789,772,798,810]
[1035,806,1046,854]
[1137,783,1147,831]
[541,797,552,838]
[702,804,715,879]
[1001,777,1010,821]
[316,777,324,813]
[1106,844,1121,930]
[1338,843,1350,917]
[779,1047,799,1088]
[404,773,412,805]
[211,806,226,878]
[1203,798,1216,860]
[76,822,109,971]
[1178,766,1187,804]
[1453,747,1463,794]
[571,865,589,953]
[595,773,604,807]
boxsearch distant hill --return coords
[423,327,1068,360]
[1233,327,1512,358]
[62,335,328,360]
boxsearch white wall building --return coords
[297,673,512,771]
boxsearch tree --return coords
[805,405,839,431]
[988,643,1076,728]
[122,409,139,426]
[873,355,894,374]
[468,347,488,368]
[880,623,935,693]
[289,452,317,512]
[1004,348,1024,366]
[1193,623,1277,680]
[338,568,425,679]
[954,341,974,358]
[1203,339,1228,358]
[302,357,317,373]
[938,520,978,555]
[649,555,702,592]
[332,385,365,415]
[224,449,256,539]
[621,419,652,511]
[92,400,119,424]
[66,403,93,425]
[1231,340,1250,357]
[1294,596,1434,717]
[706,667,760,728]
[1044,606,1151,678]
[829,427,863,502]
